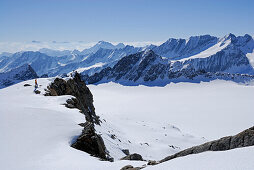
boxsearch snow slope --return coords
[1,79,253,170]
[89,81,254,140]
[0,79,144,170]
[179,37,231,61]
[146,146,254,170]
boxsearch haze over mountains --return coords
[0,33,254,88]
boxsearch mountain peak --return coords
[115,43,125,49]
[224,33,236,40]
[97,40,112,45]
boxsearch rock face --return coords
[45,73,110,160]
[45,73,100,124]
[159,126,254,163]
[71,122,108,160]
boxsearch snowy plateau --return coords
[0,34,254,170]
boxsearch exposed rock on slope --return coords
[72,121,108,160]
[159,126,254,163]
[45,73,99,124]
[45,73,111,160]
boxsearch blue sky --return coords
[0,0,253,43]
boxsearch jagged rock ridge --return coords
[44,73,111,160]
[159,126,254,163]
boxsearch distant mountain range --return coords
[0,33,254,88]
[0,64,38,88]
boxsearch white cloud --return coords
[0,41,163,54]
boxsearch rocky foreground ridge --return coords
[45,73,112,160]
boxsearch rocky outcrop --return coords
[71,122,108,160]
[159,126,254,163]
[45,73,111,160]
[120,153,143,161]
[45,73,100,124]
[120,165,141,170]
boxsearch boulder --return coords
[147,160,158,165]
[120,165,133,170]
[34,90,41,94]
[24,84,32,87]
[121,153,143,161]
[120,165,141,170]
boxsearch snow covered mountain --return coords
[81,41,125,55]
[38,48,74,57]
[0,51,60,76]
[83,48,254,86]
[48,45,142,76]
[0,34,254,87]
[0,64,38,88]
[151,35,219,60]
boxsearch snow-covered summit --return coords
[81,40,126,55]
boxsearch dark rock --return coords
[45,72,100,124]
[110,134,116,140]
[147,160,158,165]
[24,84,32,87]
[159,126,254,163]
[34,90,41,94]
[71,122,108,160]
[65,98,76,108]
[44,72,110,161]
[120,165,133,170]
[120,165,142,170]
[120,153,143,161]
[122,149,130,155]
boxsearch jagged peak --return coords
[141,49,156,57]
[223,33,236,40]
[187,34,217,41]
